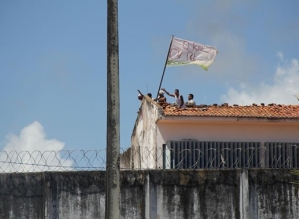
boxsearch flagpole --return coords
[156,35,174,99]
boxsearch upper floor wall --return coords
[157,118,299,147]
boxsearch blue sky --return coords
[0,0,299,155]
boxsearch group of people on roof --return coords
[137,88,196,109]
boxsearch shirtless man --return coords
[156,90,167,106]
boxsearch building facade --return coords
[121,96,299,170]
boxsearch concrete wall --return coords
[128,96,163,169]
[0,173,44,219]
[0,170,299,219]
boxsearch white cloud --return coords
[0,121,73,172]
[221,55,299,105]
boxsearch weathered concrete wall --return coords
[125,96,163,169]
[146,170,240,219]
[0,170,299,219]
[146,169,299,219]
[0,173,44,219]
[44,172,106,219]
[248,169,299,219]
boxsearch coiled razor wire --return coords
[0,144,299,172]
[0,150,106,172]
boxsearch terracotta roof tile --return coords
[162,103,299,119]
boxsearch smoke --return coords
[0,121,73,172]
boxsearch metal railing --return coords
[163,141,299,169]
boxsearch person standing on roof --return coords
[161,88,185,109]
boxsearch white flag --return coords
[167,37,218,70]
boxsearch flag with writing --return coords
[167,37,218,70]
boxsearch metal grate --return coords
[264,142,299,168]
[163,141,261,169]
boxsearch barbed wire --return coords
[1,146,298,218]
[0,150,106,172]
[0,143,298,173]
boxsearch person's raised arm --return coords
[137,89,143,96]
[161,88,175,97]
